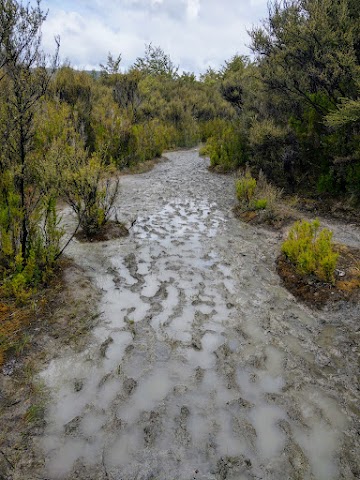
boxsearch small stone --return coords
[335,269,346,277]
[191,338,202,351]
[181,406,190,417]
[2,359,16,376]
[74,379,84,392]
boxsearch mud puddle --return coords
[39,150,360,480]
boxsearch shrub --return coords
[0,192,63,304]
[253,198,268,210]
[199,144,210,157]
[131,120,167,163]
[281,219,339,283]
[56,142,120,238]
[204,122,247,172]
[236,171,257,204]
[254,170,283,216]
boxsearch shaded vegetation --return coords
[201,0,360,202]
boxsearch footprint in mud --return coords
[174,405,191,447]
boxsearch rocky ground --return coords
[1,149,360,479]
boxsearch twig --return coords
[102,448,110,480]
[54,218,82,261]
[129,217,137,229]
[0,449,14,470]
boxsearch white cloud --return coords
[41,0,269,73]
[186,0,200,20]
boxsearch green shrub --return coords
[57,143,120,238]
[281,219,339,283]
[199,119,230,142]
[236,172,257,204]
[204,122,247,172]
[317,172,336,194]
[199,144,210,157]
[0,193,63,304]
[252,198,268,210]
[131,120,167,163]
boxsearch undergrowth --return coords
[235,169,285,225]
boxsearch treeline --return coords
[203,0,360,200]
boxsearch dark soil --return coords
[75,221,129,243]
[276,245,360,309]
[296,196,360,226]
[233,205,296,231]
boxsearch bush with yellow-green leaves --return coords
[281,219,339,283]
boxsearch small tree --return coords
[100,51,122,76]
[48,134,120,239]
[0,0,61,299]
[62,154,120,239]
[132,43,178,79]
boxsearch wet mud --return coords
[39,149,360,480]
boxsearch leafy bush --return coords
[248,119,288,182]
[199,144,210,157]
[204,122,247,172]
[199,118,230,142]
[53,138,120,238]
[0,198,63,304]
[235,169,285,225]
[236,171,257,204]
[254,170,283,216]
[131,120,167,163]
[281,219,339,283]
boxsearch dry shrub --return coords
[235,168,289,227]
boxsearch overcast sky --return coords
[41,0,269,74]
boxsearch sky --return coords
[41,0,269,74]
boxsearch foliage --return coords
[325,96,360,129]
[253,198,268,210]
[132,43,178,78]
[236,171,257,204]
[51,138,120,238]
[282,220,339,283]
[0,0,62,302]
[100,51,122,76]
[205,123,247,172]
[246,0,360,196]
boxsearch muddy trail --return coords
[40,150,359,480]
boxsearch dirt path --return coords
[39,149,360,480]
